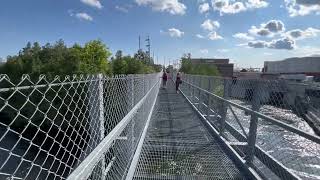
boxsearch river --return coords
[227,100,320,180]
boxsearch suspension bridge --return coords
[0,73,319,180]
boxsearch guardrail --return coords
[0,73,161,180]
[179,74,320,180]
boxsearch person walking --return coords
[176,72,182,93]
[162,71,168,89]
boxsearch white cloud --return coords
[263,52,273,56]
[292,46,320,56]
[212,1,246,14]
[217,49,229,53]
[248,40,267,48]
[249,20,285,37]
[200,49,209,54]
[115,6,129,13]
[75,12,93,21]
[199,3,210,13]
[208,31,223,40]
[196,34,205,38]
[247,37,295,50]
[211,0,268,15]
[233,33,254,40]
[246,0,268,9]
[162,28,184,37]
[135,0,186,15]
[81,0,103,9]
[285,0,320,17]
[268,37,295,50]
[285,27,320,40]
[201,19,220,31]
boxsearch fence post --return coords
[98,74,105,140]
[206,77,212,120]
[220,79,230,135]
[192,76,195,102]
[98,74,106,179]
[245,81,261,166]
[131,75,135,151]
[198,78,201,109]
[209,77,213,93]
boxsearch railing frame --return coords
[67,77,160,180]
[179,78,320,180]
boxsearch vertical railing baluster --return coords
[131,75,135,152]
[207,77,212,120]
[98,74,106,179]
[220,79,230,136]
[245,80,261,166]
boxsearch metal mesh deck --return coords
[133,81,245,179]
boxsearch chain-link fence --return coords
[0,73,160,180]
[179,74,320,180]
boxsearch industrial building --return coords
[190,58,234,77]
[263,56,320,82]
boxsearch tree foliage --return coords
[179,54,220,76]
[0,40,112,80]
[0,40,162,79]
[111,50,160,75]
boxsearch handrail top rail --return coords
[67,77,161,180]
[182,79,320,145]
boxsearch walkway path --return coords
[133,81,245,179]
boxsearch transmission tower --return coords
[145,36,151,64]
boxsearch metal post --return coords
[206,78,212,119]
[98,74,105,140]
[199,76,203,109]
[220,79,230,135]
[131,75,135,151]
[207,94,211,120]
[98,74,106,179]
[189,81,192,97]
[245,81,261,166]
[210,77,214,93]
[192,76,195,102]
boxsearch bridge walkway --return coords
[133,81,245,179]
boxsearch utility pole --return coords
[138,36,141,50]
[146,36,151,64]
[152,52,154,65]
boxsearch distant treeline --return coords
[0,39,162,80]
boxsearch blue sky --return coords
[0,0,320,68]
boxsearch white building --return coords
[263,57,320,81]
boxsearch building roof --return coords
[191,58,229,64]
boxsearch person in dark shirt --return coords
[162,71,168,89]
[176,72,182,93]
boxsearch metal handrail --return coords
[67,78,160,180]
[182,80,320,145]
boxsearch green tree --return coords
[112,51,128,74]
[179,54,220,76]
[79,40,111,75]
[123,56,143,74]
[0,39,113,82]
